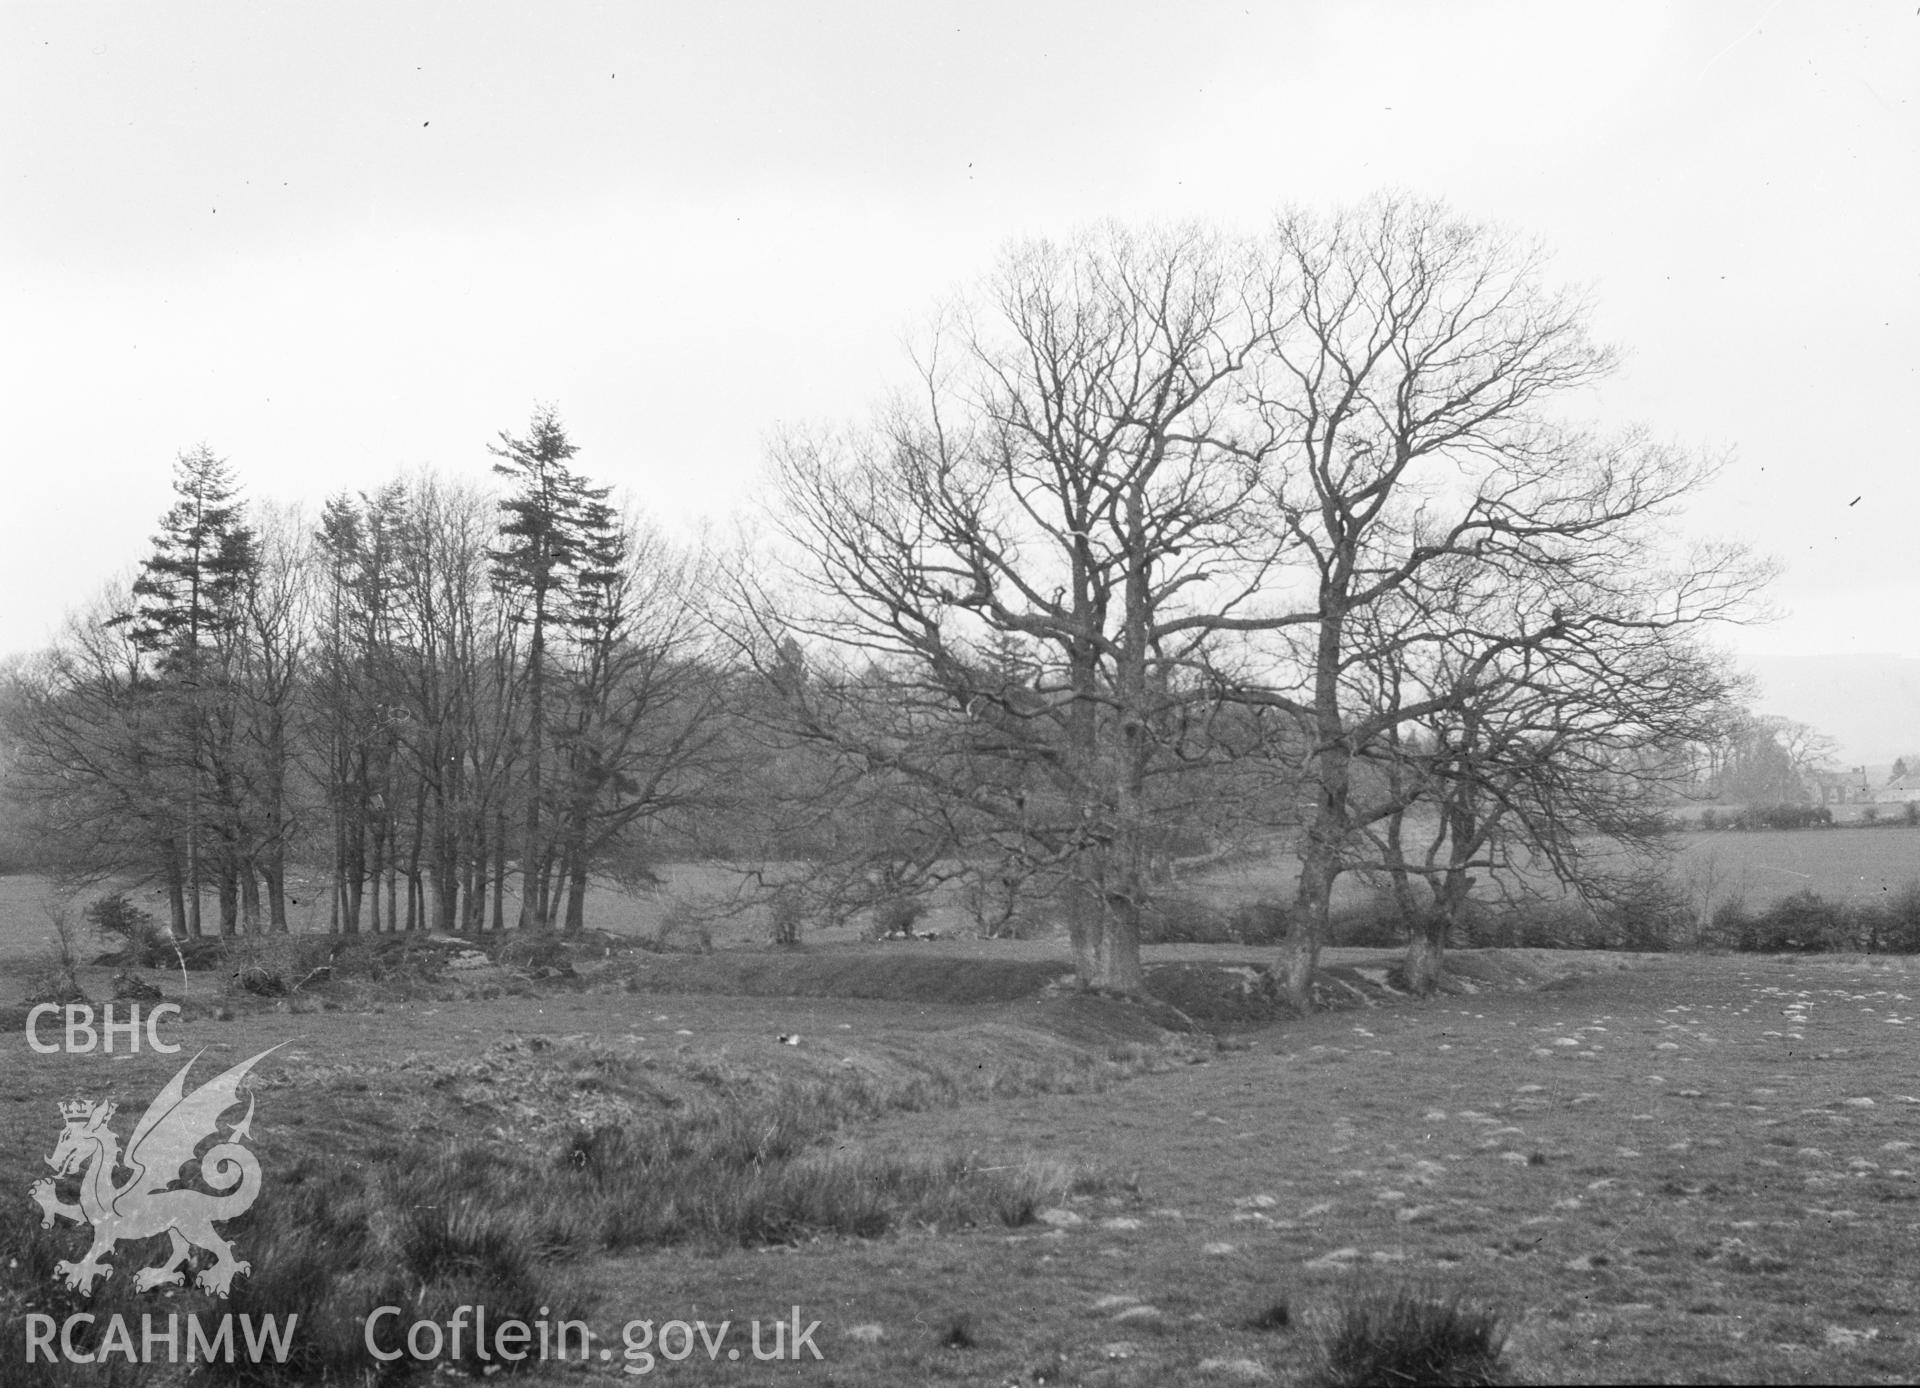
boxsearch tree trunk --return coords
[162,842,188,940]
[492,809,508,932]
[187,826,203,939]
[563,862,589,933]
[264,858,288,932]
[432,781,461,934]
[1065,873,1145,994]
[1286,813,1343,1011]
[1287,607,1352,1012]
[367,819,384,932]
[464,844,485,933]
[1403,917,1446,995]
[519,615,545,930]
[217,860,239,936]
[1097,914,1144,993]
[240,865,261,933]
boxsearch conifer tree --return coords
[114,447,257,936]
[489,407,609,927]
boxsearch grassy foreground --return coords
[6,897,1920,1382]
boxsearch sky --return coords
[3,2,1917,723]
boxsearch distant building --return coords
[1813,767,1873,805]
[1875,775,1920,805]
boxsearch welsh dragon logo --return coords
[29,1045,283,1298]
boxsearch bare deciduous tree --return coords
[1227,198,1767,1006]
[761,224,1291,991]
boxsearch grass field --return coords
[7,869,1920,1383]
[1675,825,1920,913]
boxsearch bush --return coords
[1458,900,1570,949]
[1595,880,1685,952]
[1726,890,1857,953]
[496,932,578,979]
[85,891,177,967]
[111,970,163,1001]
[652,898,713,953]
[1325,898,1405,948]
[767,886,807,947]
[1310,1284,1508,1388]
[1225,889,1404,948]
[1140,893,1234,944]
[1731,803,1832,831]
[232,964,287,997]
[1856,881,1920,954]
[871,895,928,939]
[1227,898,1289,945]
[1458,884,1687,953]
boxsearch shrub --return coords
[111,970,163,1001]
[1001,908,1056,941]
[1464,886,1686,953]
[1140,892,1234,944]
[1310,1284,1508,1388]
[232,964,287,997]
[1884,882,1920,953]
[1325,898,1406,948]
[1697,891,1745,949]
[871,895,928,939]
[1857,881,1920,954]
[652,898,713,953]
[496,932,578,979]
[85,891,179,967]
[1464,900,1578,949]
[21,969,89,1008]
[1228,898,1289,945]
[1734,890,1856,953]
[1731,803,1832,831]
[767,886,807,947]
[1594,880,1686,952]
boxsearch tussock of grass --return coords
[563,1106,1080,1250]
[0,1205,158,1388]
[562,1060,1099,1252]
[1246,1299,1293,1332]
[203,1153,596,1385]
[1310,1285,1508,1388]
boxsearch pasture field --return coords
[6,871,1920,1384]
[1676,826,1920,912]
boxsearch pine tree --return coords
[489,407,609,928]
[123,447,256,664]
[113,447,258,937]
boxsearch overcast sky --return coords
[4,1,1916,673]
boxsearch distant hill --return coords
[1740,653,1920,768]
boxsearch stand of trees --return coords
[1,199,1774,1002]
[4,413,720,938]
[755,199,1769,1003]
